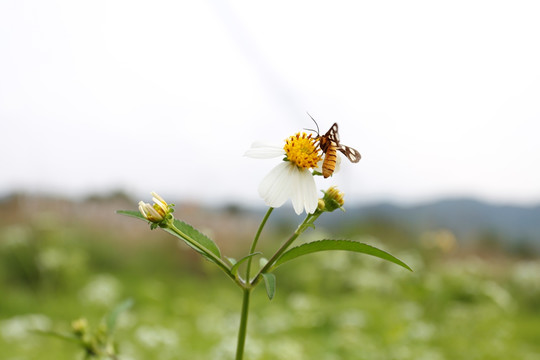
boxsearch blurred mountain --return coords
[321,198,540,249]
[1,193,538,252]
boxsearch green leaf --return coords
[104,298,134,334]
[262,272,276,300]
[117,209,147,221]
[117,210,221,259]
[230,252,262,277]
[164,219,221,258]
[273,240,412,271]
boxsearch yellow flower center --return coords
[152,203,167,218]
[283,132,322,169]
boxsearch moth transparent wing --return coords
[318,123,337,152]
[326,123,340,144]
[338,144,361,163]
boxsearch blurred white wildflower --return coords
[259,311,293,334]
[287,292,314,311]
[195,307,233,336]
[392,345,444,360]
[319,250,351,271]
[408,321,436,341]
[335,310,366,329]
[0,314,51,342]
[400,302,424,321]
[135,325,178,349]
[350,267,396,293]
[211,335,263,360]
[79,274,121,306]
[210,335,236,360]
[286,293,323,328]
[482,281,514,311]
[511,261,540,291]
[37,247,66,271]
[116,355,137,360]
[266,339,305,360]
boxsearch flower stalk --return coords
[234,206,274,359]
[235,288,251,360]
[244,207,274,284]
[251,211,321,286]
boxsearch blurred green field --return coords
[1,195,540,359]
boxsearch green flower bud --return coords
[71,318,88,337]
[321,186,345,212]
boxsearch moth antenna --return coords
[304,112,320,136]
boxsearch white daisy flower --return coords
[245,133,323,215]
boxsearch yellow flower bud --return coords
[321,186,345,212]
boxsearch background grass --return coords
[1,194,539,359]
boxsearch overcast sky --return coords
[1,1,539,206]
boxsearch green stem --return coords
[235,288,251,360]
[236,209,319,358]
[234,207,273,359]
[245,207,273,284]
[251,211,320,286]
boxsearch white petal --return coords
[290,167,304,215]
[292,168,318,215]
[152,193,168,213]
[138,201,147,217]
[303,174,319,214]
[258,162,294,208]
[146,205,162,220]
[244,142,285,159]
[258,162,318,214]
[250,141,280,148]
[151,191,166,205]
[334,154,342,173]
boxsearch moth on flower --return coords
[308,114,361,178]
[245,132,323,215]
